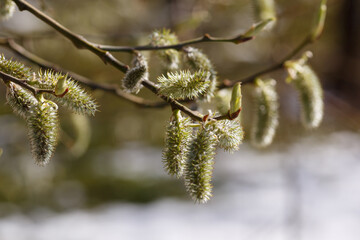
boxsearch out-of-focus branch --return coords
[220,37,311,88]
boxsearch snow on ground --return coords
[0,131,360,240]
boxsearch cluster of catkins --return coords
[120,28,324,202]
[0,55,97,165]
[0,0,325,203]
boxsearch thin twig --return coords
[11,0,229,121]
[12,0,129,73]
[0,37,167,108]
[220,37,311,88]
[0,70,54,95]
[98,34,253,52]
[10,0,312,122]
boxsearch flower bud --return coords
[229,83,242,119]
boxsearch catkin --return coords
[185,125,217,203]
[6,82,39,119]
[27,99,59,166]
[291,65,323,129]
[162,112,192,178]
[251,79,279,148]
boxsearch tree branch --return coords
[9,0,312,122]
[12,0,129,73]
[220,36,311,88]
[0,37,167,108]
[0,70,54,95]
[98,34,253,53]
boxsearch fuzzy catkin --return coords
[185,125,217,203]
[157,70,210,100]
[122,65,147,94]
[36,70,97,116]
[0,55,32,80]
[162,113,192,178]
[291,65,323,129]
[27,99,59,166]
[216,119,244,152]
[251,79,279,148]
[149,29,180,71]
[182,47,217,101]
[6,82,39,119]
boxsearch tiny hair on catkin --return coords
[185,124,217,203]
[6,82,39,119]
[36,70,98,116]
[182,47,217,101]
[162,110,192,178]
[27,98,59,166]
[157,70,211,100]
[216,119,244,152]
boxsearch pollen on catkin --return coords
[157,70,211,100]
[286,63,323,129]
[182,47,217,101]
[251,78,279,148]
[0,0,15,20]
[185,124,217,203]
[6,82,39,119]
[27,98,59,166]
[36,70,98,116]
[162,111,192,178]
[149,29,180,71]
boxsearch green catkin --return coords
[162,111,192,178]
[157,70,211,100]
[182,47,217,101]
[36,70,97,116]
[0,55,32,80]
[6,82,39,119]
[27,98,59,166]
[251,79,279,148]
[287,64,323,129]
[216,119,244,152]
[149,29,180,71]
[0,0,15,20]
[185,125,217,203]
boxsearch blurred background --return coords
[0,0,359,239]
